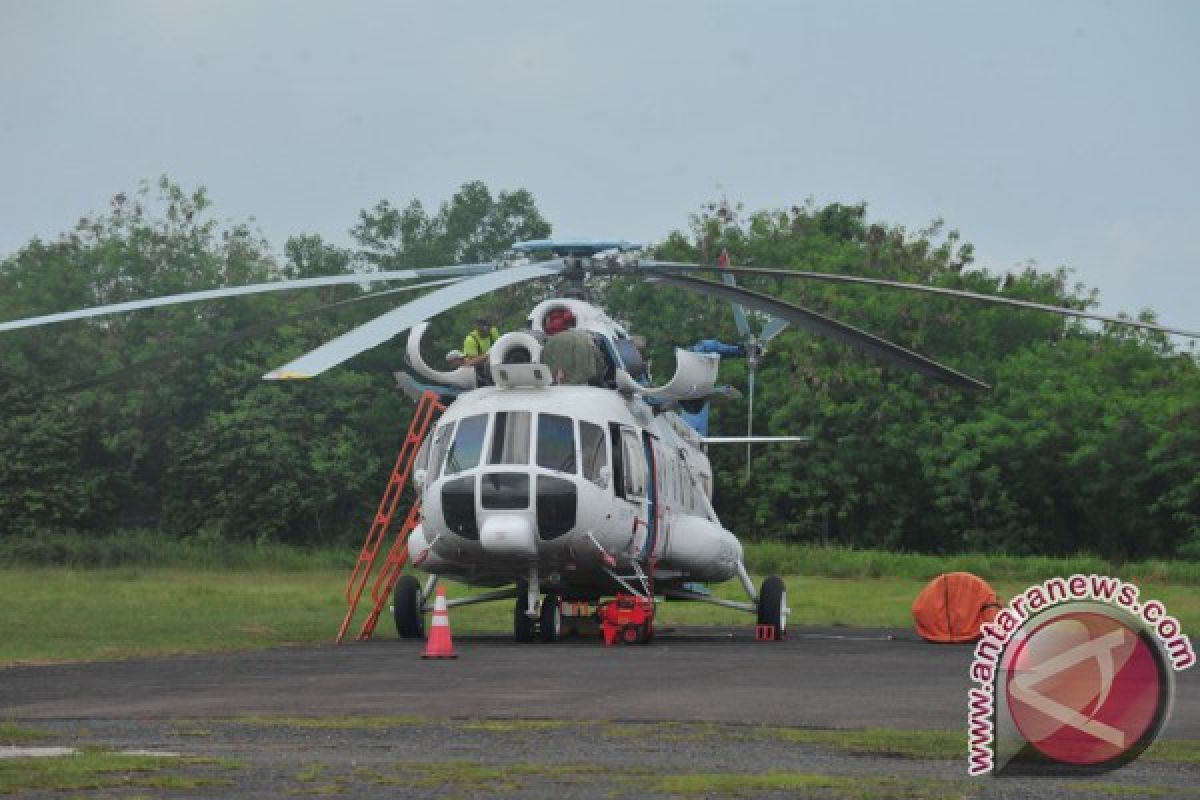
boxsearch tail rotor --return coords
[717,249,788,477]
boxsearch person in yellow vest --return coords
[463,315,500,366]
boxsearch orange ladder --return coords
[336,390,445,643]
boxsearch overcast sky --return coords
[2,1,1197,332]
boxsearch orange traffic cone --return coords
[422,586,457,659]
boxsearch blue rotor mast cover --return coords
[691,339,745,357]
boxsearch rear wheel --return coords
[514,592,536,642]
[393,576,424,639]
[757,576,787,638]
[540,594,562,643]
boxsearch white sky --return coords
[2,1,1198,330]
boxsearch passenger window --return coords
[537,414,576,473]
[428,421,456,480]
[444,414,487,475]
[620,430,645,499]
[489,411,531,465]
[580,421,608,488]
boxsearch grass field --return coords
[1,548,1197,664]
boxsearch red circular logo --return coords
[1004,610,1167,766]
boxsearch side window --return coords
[428,421,456,480]
[537,413,576,473]
[444,414,487,475]
[580,421,608,488]
[414,434,431,473]
[620,429,645,499]
[489,411,531,465]
[614,336,646,379]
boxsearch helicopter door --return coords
[610,425,644,499]
[639,432,660,561]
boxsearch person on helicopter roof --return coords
[463,315,500,361]
[463,315,500,385]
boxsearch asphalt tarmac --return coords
[3,625,1198,739]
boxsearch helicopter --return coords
[3,238,1197,644]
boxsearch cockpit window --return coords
[428,421,456,480]
[580,421,607,487]
[619,429,646,499]
[536,413,576,473]
[489,411,531,465]
[414,434,431,473]
[444,414,487,475]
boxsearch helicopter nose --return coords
[479,514,538,559]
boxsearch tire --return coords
[757,575,787,637]
[514,591,536,642]
[393,575,424,639]
[539,594,562,643]
[620,623,643,645]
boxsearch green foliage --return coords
[1,179,1196,563]
[0,177,551,545]
[623,200,1199,560]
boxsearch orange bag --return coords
[911,571,1001,643]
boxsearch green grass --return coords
[1055,783,1175,797]
[234,714,425,729]
[1142,739,1200,766]
[0,720,50,744]
[0,567,349,664]
[2,540,1197,665]
[761,726,965,760]
[0,529,352,570]
[742,541,1200,585]
[0,751,237,793]
[648,771,968,799]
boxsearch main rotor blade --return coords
[0,262,498,333]
[650,273,990,392]
[264,259,565,380]
[641,261,1200,339]
[61,277,464,393]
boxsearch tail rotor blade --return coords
[717,250,753,340]
[761,316,789,343]
[745,361,756,479]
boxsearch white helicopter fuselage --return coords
[405,344,743,599]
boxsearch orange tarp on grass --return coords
[912,571,1002,643]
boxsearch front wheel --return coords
[514,592,536,642]
[393,575,424,639]
[540,594,562,643]
[757,575,787,637]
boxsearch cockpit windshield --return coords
[536,413,576,473]
[443,413,487,475]
[489,411,531,465]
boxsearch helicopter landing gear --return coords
[393,575,425,639]
[540,594,562,643]
[513,591,536,642]
[756,575,788,640]
[513,591,563,643]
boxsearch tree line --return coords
[1,178,1196,561]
